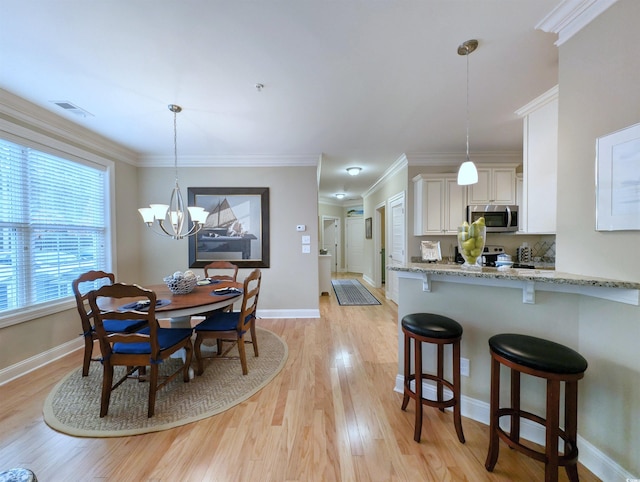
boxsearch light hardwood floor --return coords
[0,273,600,481]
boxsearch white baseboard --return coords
[394,375,635,481]
[0,337,83,386]
[257,308,320,319]
[361,274,375,287]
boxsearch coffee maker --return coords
[482,245,505,267]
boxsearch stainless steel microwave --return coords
[467,205,518,232]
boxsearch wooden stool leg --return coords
[564,380,580,482]
[510,368,521,443]
[452,339,465,443]
[545,379,561,482]
[401,331,411,411]
[485,355,500,471]
[437,344,445,411]
[413,338,423,443]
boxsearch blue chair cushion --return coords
[195,311,242,333]
[113,327,193,355]
[102,318,147,334]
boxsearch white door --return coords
[387,192,405,304]
[322,216,340,273]
[346,217,364,273]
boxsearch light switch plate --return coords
[301,235,311,244]
[302,245,311,253]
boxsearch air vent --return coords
[50,101,94,118]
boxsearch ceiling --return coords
[1,0,561,203]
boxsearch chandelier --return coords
[457,39,479,186]
[138,104,209,239]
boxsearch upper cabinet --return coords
[467,164,518,205]
[516,86,558,234]
[413,174,467,235]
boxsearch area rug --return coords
[331,279,381,306]
[43,327,287,438]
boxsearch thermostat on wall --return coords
[296,224,306,232]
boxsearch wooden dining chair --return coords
[202,261,239,314]
[194,268,262,376]
[88,283,194,418]
[72,270,148,377]
[203,261,239,282]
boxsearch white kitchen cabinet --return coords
[413,174,467,235]
[516,85,558,234]
[467,164,518,205]
[516,173,524,232]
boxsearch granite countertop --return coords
[389,262,640,290]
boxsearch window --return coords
[0,138,108,315]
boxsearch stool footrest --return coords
[404,374,457,409]
[495,409,579,466]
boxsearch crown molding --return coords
[0,88,138,165]
[536,0,619,46]
[138,153,320,168]
[515,85,559,117]
[362,153,408,199]
[405,151,522,166]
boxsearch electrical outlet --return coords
[461,357,470,377]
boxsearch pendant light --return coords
[138,104,209,239]
[457,39,479,186]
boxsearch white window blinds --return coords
[0,138,107,313]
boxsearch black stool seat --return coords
[401,313,463,339]
[401,312,465,444]
[489,334,588,375]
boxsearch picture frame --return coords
[187,187,270,268]
[596,123,640,231]
[365,217,372,239]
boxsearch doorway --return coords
[321,216,341,273]
[346,217,364,273]
[374,201,386,288]
[387,192,405,303]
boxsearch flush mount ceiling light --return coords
[457,39,479,186]
[335,193,346,199]
[138,104,209,239]
[346,167,362,176]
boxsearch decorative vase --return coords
[457,220,486,270]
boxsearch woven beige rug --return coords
[43,327,287,437]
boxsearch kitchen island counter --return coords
[388,263,640,305]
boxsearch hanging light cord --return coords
[173,109,179,184]
[465,45,470,162]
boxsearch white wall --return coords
[556,0,640,283]
[363,162,408,285]
[553,0,640,473]
[137,165,319,312]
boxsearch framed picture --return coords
[596,123,640,231]
[365,217,372,239]
[187,187,270,268]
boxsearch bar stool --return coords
[485,333,588,482]
[401,313,465,444]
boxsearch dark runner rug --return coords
[331,279,381,306]
[43,327,287,437]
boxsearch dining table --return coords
[97,279,243,378]
[99,279,243,327]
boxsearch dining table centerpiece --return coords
[457,217,485,270]
[164,270,198,294]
